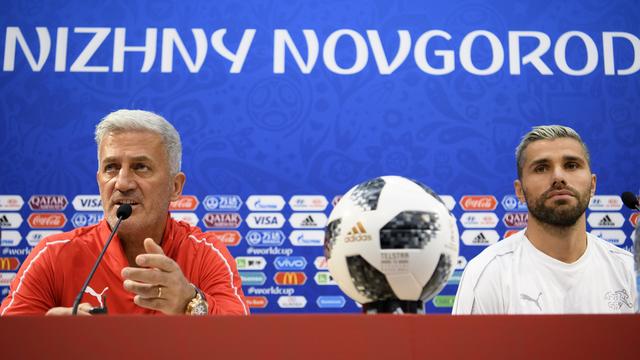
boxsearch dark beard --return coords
[525,185,590,227]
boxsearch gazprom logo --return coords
[316,296,346,309]
[274,256,307,271]
[246,195,285,211]
[246,230,285,247]
[289,230,324,246]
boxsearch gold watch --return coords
[185,285,208,315]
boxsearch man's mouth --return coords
[546,189,575,201]
[114,200,140,206]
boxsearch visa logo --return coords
[72,195,102,211]
[246,213,285,229]
[274,256,307,271]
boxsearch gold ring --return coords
[157,286,162,298]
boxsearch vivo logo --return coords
[273,256,307,271]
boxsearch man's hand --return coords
[121,238,195,315]
[46,303,93,316]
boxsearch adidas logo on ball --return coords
[344,222,372,242]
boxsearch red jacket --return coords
[0,216,248,315]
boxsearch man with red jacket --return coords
[1,109,248,316]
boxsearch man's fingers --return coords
[143,238,164,255]
[133,295,166,311]
[135,253,178,272]
[45,303,93,316]
[121,267,167,285]
[123,279,160,298]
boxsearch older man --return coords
[453,125,636,314]
[0,110,248,315]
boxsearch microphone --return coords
[72,204,132,315]
[621,192,640,211]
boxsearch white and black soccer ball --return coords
[324,176,459,306]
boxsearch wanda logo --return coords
[460,196,497,211]
[169,195,199,211]
[27,213,67,228]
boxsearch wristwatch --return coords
[185,284,208,316]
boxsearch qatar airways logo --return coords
[3,27,639,76]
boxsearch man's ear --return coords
[170,172,186,201]
[514,179,526,204]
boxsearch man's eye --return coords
[104,164,117,173]
[134,164,150,171]
[533,165,547,173]
[566,162,579,170]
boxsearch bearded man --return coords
[453,125,636,314]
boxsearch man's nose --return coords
[551,165,567,187]
[114,168,136,192]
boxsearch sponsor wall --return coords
[0,0,638,314]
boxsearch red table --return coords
[1,314,638,359]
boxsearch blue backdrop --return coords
[1,0,638,313]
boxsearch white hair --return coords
[95,109,182,175]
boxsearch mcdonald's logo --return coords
[0,257,20,271]
[273,272,307,285]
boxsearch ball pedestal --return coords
[363,299,424,314]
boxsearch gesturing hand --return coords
[121,238,195,315]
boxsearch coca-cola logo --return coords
[210,230,242,246]
[27,213,67,228]
[29,195,68,211]
[459,195,497,211]
[502,212,528,228]
[169,195,199,211]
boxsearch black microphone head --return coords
[621,192,639,210]
[116,204,133,220]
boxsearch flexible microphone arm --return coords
[72,204,132,315]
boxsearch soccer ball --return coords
[324,176,459,306]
